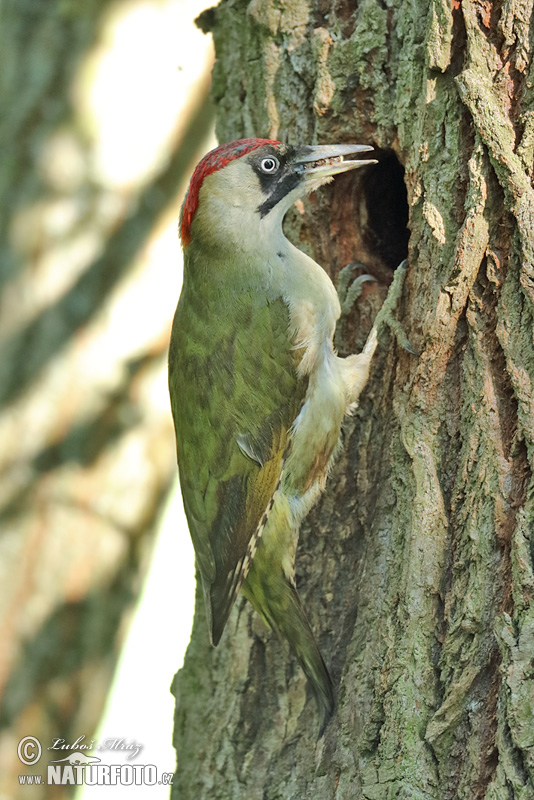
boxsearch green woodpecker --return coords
[169,138,382,730]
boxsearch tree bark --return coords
[172,1,534,798]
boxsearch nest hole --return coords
[362,149,410,270]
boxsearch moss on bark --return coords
[173,1,534,797]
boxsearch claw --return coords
[337,259,415,355]
[337,261,378,329]
[335,262,378,351]
[365,260,416,355]
[340,273,377,317]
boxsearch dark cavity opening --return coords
[362,149,409,270]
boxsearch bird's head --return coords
[180,139,376,250]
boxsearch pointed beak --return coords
[295,144,377,183]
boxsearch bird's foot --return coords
[335,262,377,351]
[337,261,377,317]
[364,259,416,356]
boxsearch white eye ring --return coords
[260,156,280,174]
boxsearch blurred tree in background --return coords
[172,1,534,798]
[0,0,213,795]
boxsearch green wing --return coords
[168,277,307,645]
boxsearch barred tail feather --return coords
[243,566,335,734]
[279,581,335,735]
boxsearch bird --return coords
[168,138,400,732]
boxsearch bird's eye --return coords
[260,156,280,174]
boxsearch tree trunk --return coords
[172,1,534,797]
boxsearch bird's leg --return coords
[339,260,414,407]
[336,259,414,356]
[364,259,415,356]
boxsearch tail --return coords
[243,566,335,735]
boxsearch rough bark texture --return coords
[172,0,534,798]
[0,1,213,795]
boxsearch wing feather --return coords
[169,285,306,645]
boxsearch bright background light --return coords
[69,0,216,795]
